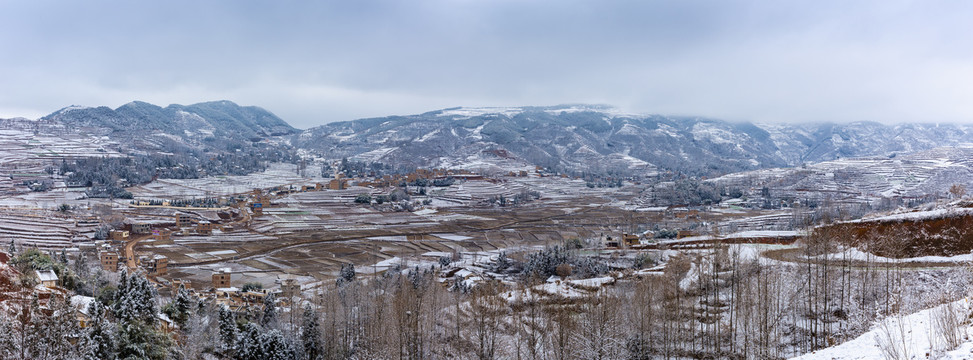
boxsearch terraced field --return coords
[0,212,98,249]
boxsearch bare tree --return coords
[575,289,623,360]
[949,184,966,199]
[466,280,505,360]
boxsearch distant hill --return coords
[295,105,973,176]
[42,100,298,152]
[707,145,973,205]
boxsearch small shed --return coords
[36,269,59,288]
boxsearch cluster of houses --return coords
[247,168,488,215]
[0,248,183,337]
[2,252,296,337]
[601,233,643,249]
[356,168,483,187]
[93,241,299,312]
[106,215,228,247]
[97,212,234,275]
[95,242,170,276]
[180,269,303,313]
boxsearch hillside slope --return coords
[41,100,298,153]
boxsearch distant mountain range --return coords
[15,101,973,177]
[294,104,973,176]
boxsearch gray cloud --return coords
[1,0,971,128]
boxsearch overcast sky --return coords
[1,1,971,128]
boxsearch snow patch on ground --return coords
[659,230,800,245]
[852,207,973,223]
[433,233,472,241]
[413,209,437,215]
[439,107,525,118]
[812,247,973,264]
[366,236,408,242]
[793,297,973,360]
[352,147,397,162]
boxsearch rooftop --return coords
[36,269,58,282]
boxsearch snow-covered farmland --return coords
[129,163,316,199]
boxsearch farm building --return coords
[36,269,58,288]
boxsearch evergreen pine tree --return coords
[113,269,129,314]
[301,303,323,360]
[218,305,237,356]
[259,329,296,360]
[82,301,116,360]
[44,295,81,358]
[112,271,169,359]
[337,263,355,285]
[261,293,277,328]
[493,251,510,272]
[72,250,91,279]
[0,314,16,359]
[114,271,157,324]
[26,295,46,359]
[236,322,262,360]
[171,285,193,328]
[115,320,170,360]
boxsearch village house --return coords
[37,269,59,288]
[623,233,640,247]
[211,287,268,312]
[99,249,119,272]
[156,313,177,334]
[109,229,129,241]
[144,255,168,276]
[151,229,173,242]
[171,279,191,293]
[196,220,215,235]
[176,214,193,228]
[602,234,620,248]
[277,275,301,298]
[212,268,232,289]
[70,295,96,328]
[130,222,152,234]
[327,178,347,190]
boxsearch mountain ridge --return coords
[44,100,297,137]
[295,104,973,176]
[38,100,299,154]
[21,101,973,178]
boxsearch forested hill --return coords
[21,100,301,197]
[42,100,298,152]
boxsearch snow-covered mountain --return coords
[40,100,299,153]
[296,105,973,176]
[21,101,973,178]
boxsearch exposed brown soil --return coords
[818,214,973,258]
